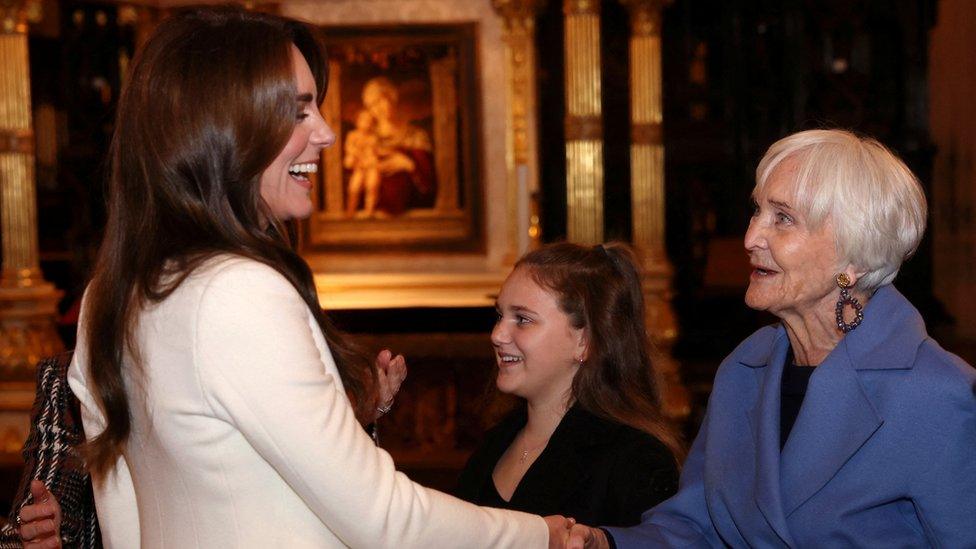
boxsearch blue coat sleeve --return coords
[910,345,976,547]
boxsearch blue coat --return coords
[606,285,976,548]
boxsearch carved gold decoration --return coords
[493,0,545,260]
[0,0,39,34]
[621,0,688,419]
[564,0,604,244]
[630,121,662,145]
[564,0,600,15]
[0,128,31,153]
[0,0,63,381]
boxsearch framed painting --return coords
[304,24,482,251]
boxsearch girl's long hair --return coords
[84,7,375,477]
[516,243,685,463]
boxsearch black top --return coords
[455,405,678,527]
[780,350,815,449]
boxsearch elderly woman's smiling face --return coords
[744,158,846,320]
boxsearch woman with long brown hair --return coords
[456,242,683,527]
[18,7,565,548]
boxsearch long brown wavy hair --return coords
[515,242,685,463]
[83,7,375,477]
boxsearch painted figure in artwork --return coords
[359,76,436,216]
[343,110,381,217]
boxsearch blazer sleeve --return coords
[193,262,548,549]
[910,347,976,547]
[602,403,722,548]
[605,437,679,527]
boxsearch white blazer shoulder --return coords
[69,256,547,548]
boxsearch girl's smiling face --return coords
[490,267,586,405]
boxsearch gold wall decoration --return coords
[621,0,688,419]
[564,0,604,245]
[0,0,63,380]
[492,0,545,261]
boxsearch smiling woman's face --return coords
[259,45,335,221]
[744,159,844,321]
[490,267,585,405]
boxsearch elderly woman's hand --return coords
[373,349,407,422]
[18,480,61,548]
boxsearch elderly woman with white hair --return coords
[566,129,976,548]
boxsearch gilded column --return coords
[563,0,603,244]
[621,0,688,419]
[493,0,545,263]
[0,0,63,379]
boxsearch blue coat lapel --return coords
[737,286,927,533]
[742,330,795,546]
[778,349,883,515]
[779,285,924,515]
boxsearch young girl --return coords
[456,242,683,527]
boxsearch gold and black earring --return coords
[835,273,864,333]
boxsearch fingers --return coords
[375,350,406,394]
[18,500,57,523]
[544,515,576,549]
[375,349,393,370]
[24,537,61,549]
[386,354,406,387]
[29,480,50,503]
[20,481,62,546]
[567,524,592,549]
[19,517,57,543]
[568,525,607,549]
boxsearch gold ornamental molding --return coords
[630,121,662,145]
[563,0,604,245]
[493,0,545,260]
[564,0,599,15]
[619,0,667,35]
[564,115,603,141]
[0,0,40,34]
[0,128,32,154]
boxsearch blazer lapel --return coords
[742,331,795,546]
[513,407,600,511]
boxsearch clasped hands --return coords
[373,349,407,422]
[545,515,610,549]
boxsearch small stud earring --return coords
[835,273,864,333]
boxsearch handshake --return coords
[544,516,610,549]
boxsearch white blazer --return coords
[68,256,547,548]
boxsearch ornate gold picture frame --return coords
[305,24,482,251]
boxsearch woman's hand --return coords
[566,524,610,549]
[373,349,407,422]
[566,524,609,549]
[18,480,61,548]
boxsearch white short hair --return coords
[754,129,927,291]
